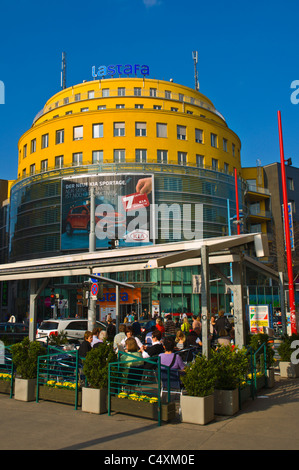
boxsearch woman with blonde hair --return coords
[181,316,190,336]
[175,330,186,350]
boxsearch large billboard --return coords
[61,173,154,250]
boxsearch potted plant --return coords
[180,355,217,425]
[82,340,117,414]
[11,337,46,401]
[211,346,249,415]
[278,334,299,378]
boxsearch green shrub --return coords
[11,337,46,379]
[211,346,249,390]
[181,355,217,397]
[83,340,117,389]
[249,333,275,368]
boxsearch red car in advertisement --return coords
[65,204,125,236]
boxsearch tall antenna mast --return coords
[61,52,66,90]
[192,51,199,91]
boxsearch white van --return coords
[36,318,107,342]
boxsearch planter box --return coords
[14,378,36,402]
[38,385,82,406]
[214,389,239,416]
[239,384,253,404]
[256,375,266,390]
[279,361,299,378]
[266,369,275,388]
[82,387,107,414]
[180,394,214,425]
[0,380,12,395]
[110,396,176,422]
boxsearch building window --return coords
[195,128,203,143]
[98,105,106,110]
[56,129,64,144]
[165,90,171,99]
[64,97,69,104]
[134,87,141,96]
[232,143,235,157]
[212,158,218,170]
[196,154,204,168]
[157,123,167,138]
[55,155,64,168]
[178,151,187,165]
[31,138,36,153]
[23,144,27,158]
[179,93,184,102]
[157,150,168,164]
[177,125,186,140]
[150,88,157,97]
[73,126,83,140]
[88,90,94,99]
[92,150,103,164]
[114,122,125,137]
[211,133,218,148]
[153,105,161,110]
[22,168,26,178]
[41,159,48,172]
[118,87,125,96]
[116,104,125,108]
[102,88,109,97]
[75,93,81,101]
[135,122,147,137]
[135,149,147,163]
[92,123,103,138]
[114,149,125,163]
[41,134,49,149]
[223,138,228,152]
[72,152,83,166]
[135,104,144,109]
[224,162,229,173]
[30,163,35,175]
[81,107,89,112]
[287,177,294,191]
[65,111,72,115]
[171,107,178,112]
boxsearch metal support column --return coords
[29,278,49,341]
[232,258,246,348]
[88,187,96,332]
[279,271,287,334]
[201,245,211,358]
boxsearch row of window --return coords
[22,123,237,158]
[21,150,232,178]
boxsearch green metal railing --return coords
[239,342,268,406]
[0,345,14,398]
[36,347,82,409]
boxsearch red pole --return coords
[234,168,240,235]
[277,110,297,335]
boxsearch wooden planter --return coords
[38,385,82,406]
[82,387,108,414]
[214,389,239,416]
[110,396,176,422]
[0,380,12,395]
[180,394,214,425]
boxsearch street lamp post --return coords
[277,110,297,335]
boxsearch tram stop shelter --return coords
[0,233,280,356]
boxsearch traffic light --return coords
[50,289,55,306]
[108,239,116,249]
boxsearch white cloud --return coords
[143,0,160,7]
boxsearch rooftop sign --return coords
[92,64,150,79]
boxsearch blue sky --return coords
[0,0,299,181]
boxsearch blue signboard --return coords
[92,64,150,79]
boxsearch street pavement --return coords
[1,374,299,452]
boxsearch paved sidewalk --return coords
[1,375,299,451]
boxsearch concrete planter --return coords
[214,389,239,416]
[82,387,108,414]
[279,361,299,378]
[180,394,214,425]
[14,378,36,402]
[266,368,275,388]
[110,396,176,422]
[38,385,82,406]
[0,380,12,395]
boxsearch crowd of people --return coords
[78,310,235,373]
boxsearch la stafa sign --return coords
[92,63,150,79]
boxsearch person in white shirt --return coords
[120,325,143,351]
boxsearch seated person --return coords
[145,325,156,345]
[120,325,143,351]
[120,337,143,367]
[113,324,127,352]
[142,329,164,365]
[78,331,93,358]
[159,337,185,371]
[175,330,186,350]
[217,328,231,347]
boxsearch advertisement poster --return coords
[61,173,154,250]
[249,305,270,333]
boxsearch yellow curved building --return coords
[18,78,241,178]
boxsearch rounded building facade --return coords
[11,77,244,262]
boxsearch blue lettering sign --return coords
[92,64,150,78]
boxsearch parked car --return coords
[64,204,126,236]
[36,318,107,342]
